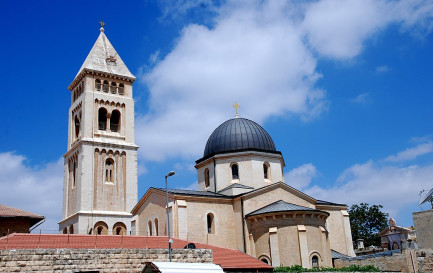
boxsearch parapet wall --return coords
[0,248,212,273]
[334,249,433,273]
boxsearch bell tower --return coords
[59,23,138,235]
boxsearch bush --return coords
[274,264,380,272]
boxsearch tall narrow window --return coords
[204,168,210,188]
[231,164,239,180]
[98,108,107,130]
[263,162,270,180]
[148,220,153,236]
[69,224,74,234]
[207,213,214,234]
[110,110,121,132]
[74,115,80,138]
[102,80,109,92]
[312,256,319,268]
[110,82,117,94]
[105,158,114,183]
[154,218,159,236]
[118,83,124,95]
[95,79,101,91]
[72,160,76,188]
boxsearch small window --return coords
[105,158,114,183]
[98,108,107,130]
[69,224,74,234]
[312,256,319,268]
[118,83,124,95]
[110,82,117,94]
[148,220,153,236]
[113,222,127,235]
[207,213,214,234]
[95,79,101,91]
[74,115,80,138]
[110,110,121,132]
[154,218,159,236]
[63,227,68,234]
[102,80,109,92]
[204,168,210,188]
[231,164,239,180]
[263,162,270,180]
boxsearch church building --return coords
[59,25,355,269]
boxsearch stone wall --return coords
[0,248,212,273]
[417,249,433,273]
[413,209,433,249]
[334,250,420,273]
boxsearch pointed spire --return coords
[75,26,135,80]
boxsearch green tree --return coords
[348,203,389,247]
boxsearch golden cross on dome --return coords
[99,20,105,32]
[233,102,240,118]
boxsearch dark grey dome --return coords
[202,118,277,159]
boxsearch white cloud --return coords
[351,92,370,104]
[386,141,433,162]
[375,65,390,73]
[137,1,326,161]
[136,0,433,162]
[305,160,433,219]
[302,0,433,59]
[0,152,63,233]
[285,163,317,190]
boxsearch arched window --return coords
[154,218,159,236]
[98,108,107,130]
[102,80,109,92]
[110,82,117,94]
[113,222,127,235]
[118,83,124,95]
[204,168,210,188]
[63,227,68,234]
[94,221,108,235]
[69,224,74,234]
[105,158,114,183]
[263,162,270,180]
[148,220,153,236]
[312,256,319,268]
[95,79,101,91]
[110,110,121,132]
[231,164,239,180]
[72,160,76,188]
[74,115,80,138]
[207,213,214,234]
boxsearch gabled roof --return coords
[154,188,231,199]
[218,183,254,193]
[316,199,347,207]
[245,200,327,217]
[75,31,135,80]
[0,204,44,227]
[331,249,351,260]
[0,234,272,270]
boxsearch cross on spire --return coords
[99,21,105,32]
[233,102,240,118]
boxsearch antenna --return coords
[419,188,433,209]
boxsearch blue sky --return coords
[1,0,433,232]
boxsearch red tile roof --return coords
[0,204,44,227]
[0,204,44,218]
[0,234,272,270]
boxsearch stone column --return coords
[269,227,280,267]
[298,225,310,268]
[177,200,188,240]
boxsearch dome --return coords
[202,118,277,159]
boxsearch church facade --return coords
[60,26,355,268]
[132,117,356,268]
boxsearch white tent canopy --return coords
[142,262,224,273]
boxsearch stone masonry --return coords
[0,248,212,273]
[334,249,433,273]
